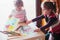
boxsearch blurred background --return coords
[0,0,36,31]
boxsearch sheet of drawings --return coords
[6,17,20,31]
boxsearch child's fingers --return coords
[26,20,32,24]
[34,28,40,32]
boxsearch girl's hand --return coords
[26,20,32,24]
[34,28,41,32]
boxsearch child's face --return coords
[16,5,22,10]
[44,0,50,2]
[50,0,56,2]
[42,7,51,15]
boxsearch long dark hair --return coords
[43,2,56,13]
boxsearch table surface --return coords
[8,31,45,40]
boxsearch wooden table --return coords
[8,31,45,40]
[6,23,45,40]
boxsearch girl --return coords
[41,0,57,40]
[27,2,60,40]
[10,0,27,23]
[9,0,34,35]
[9,0,27,31]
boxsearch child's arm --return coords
[15,22,27,31]
[34,16,58,33]
[40,16,58,32]
[26,15,45,24]
[15,26,22,31]
[32,15,45,22]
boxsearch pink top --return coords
[11,9,27,22]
